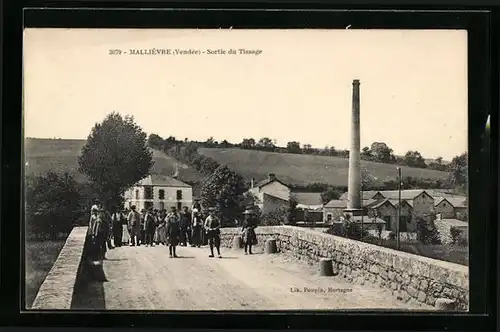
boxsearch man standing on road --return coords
[179,206,191,246]
[204,207,222,258]
[127,205,141,246]
[144,207,157,247]
[166,206,180,258]
[241,209,258,255]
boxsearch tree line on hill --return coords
[147,133,468,200]
[149,133,461,172]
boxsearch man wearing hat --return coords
[165,206,181,257]
[204,207,222,258]
[241,208,258,255]
[90,207,108,260]
[144,207,157,247]
[179,206,192,246]
[127,205,141,246]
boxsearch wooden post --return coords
[319,258,334,276]
[435,298,457,311]
[264,238,277,254]
[232,235,243,250]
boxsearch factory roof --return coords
[435,197,467,208]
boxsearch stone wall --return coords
[220,225,469,310]
[31,226,88,310]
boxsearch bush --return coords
[450,226,463,244]
[260,208,286,226]
[416,215,442,244]
[26,172,86,240]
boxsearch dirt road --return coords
[73,242,432,311]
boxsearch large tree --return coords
[78,112,154,210]
[447,152,468,194]
[286,141,302,154]
[147,133,164,149]
[200,165,246,226]
[370,142,395,164]
[403,150,427,168]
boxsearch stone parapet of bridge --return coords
[30,226,88,310]
[220,226,469,310]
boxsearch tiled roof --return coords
[137,174,191,188]
[339,191,380,200]
[436,197,467,208]
[255,177,289,189]
[293,192,323,207]
[367,199,394,209]
[324,200,348,208]
[388,199,414,208]
[263,192,289,202]
[376,190,428,200]
[426,189,465,199]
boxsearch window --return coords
[383,216,391,229]
[135,190,139,199]
[159,189,165,200]
[176,190,182,200]
[159,202,165,211]
[327,214,332,221]
[144,186,154,200]
[177,202,182,210]
[145,201,153,210]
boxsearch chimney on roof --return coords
[250,178,255,188]
[268,173,276,181]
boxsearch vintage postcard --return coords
[23,28,468,311]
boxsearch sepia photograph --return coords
[23,28,469,312]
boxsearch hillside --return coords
[24,138,205,192]
[198,147,450,187]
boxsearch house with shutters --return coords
[124,174,193,211]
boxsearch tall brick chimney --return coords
[345,79,362,216]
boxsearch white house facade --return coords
[124,174,193,211]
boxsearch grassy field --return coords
[25,239,66,308]
[25,138,449,190]
[199,147,450,187]
[24,138,205,186]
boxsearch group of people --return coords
[125,203,223,258]
[87,200,262,261]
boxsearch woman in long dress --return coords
[156,210,167,245]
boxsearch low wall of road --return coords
[220,226,469,310]
[31,226,88,310]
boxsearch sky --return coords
[23,29,468,160]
